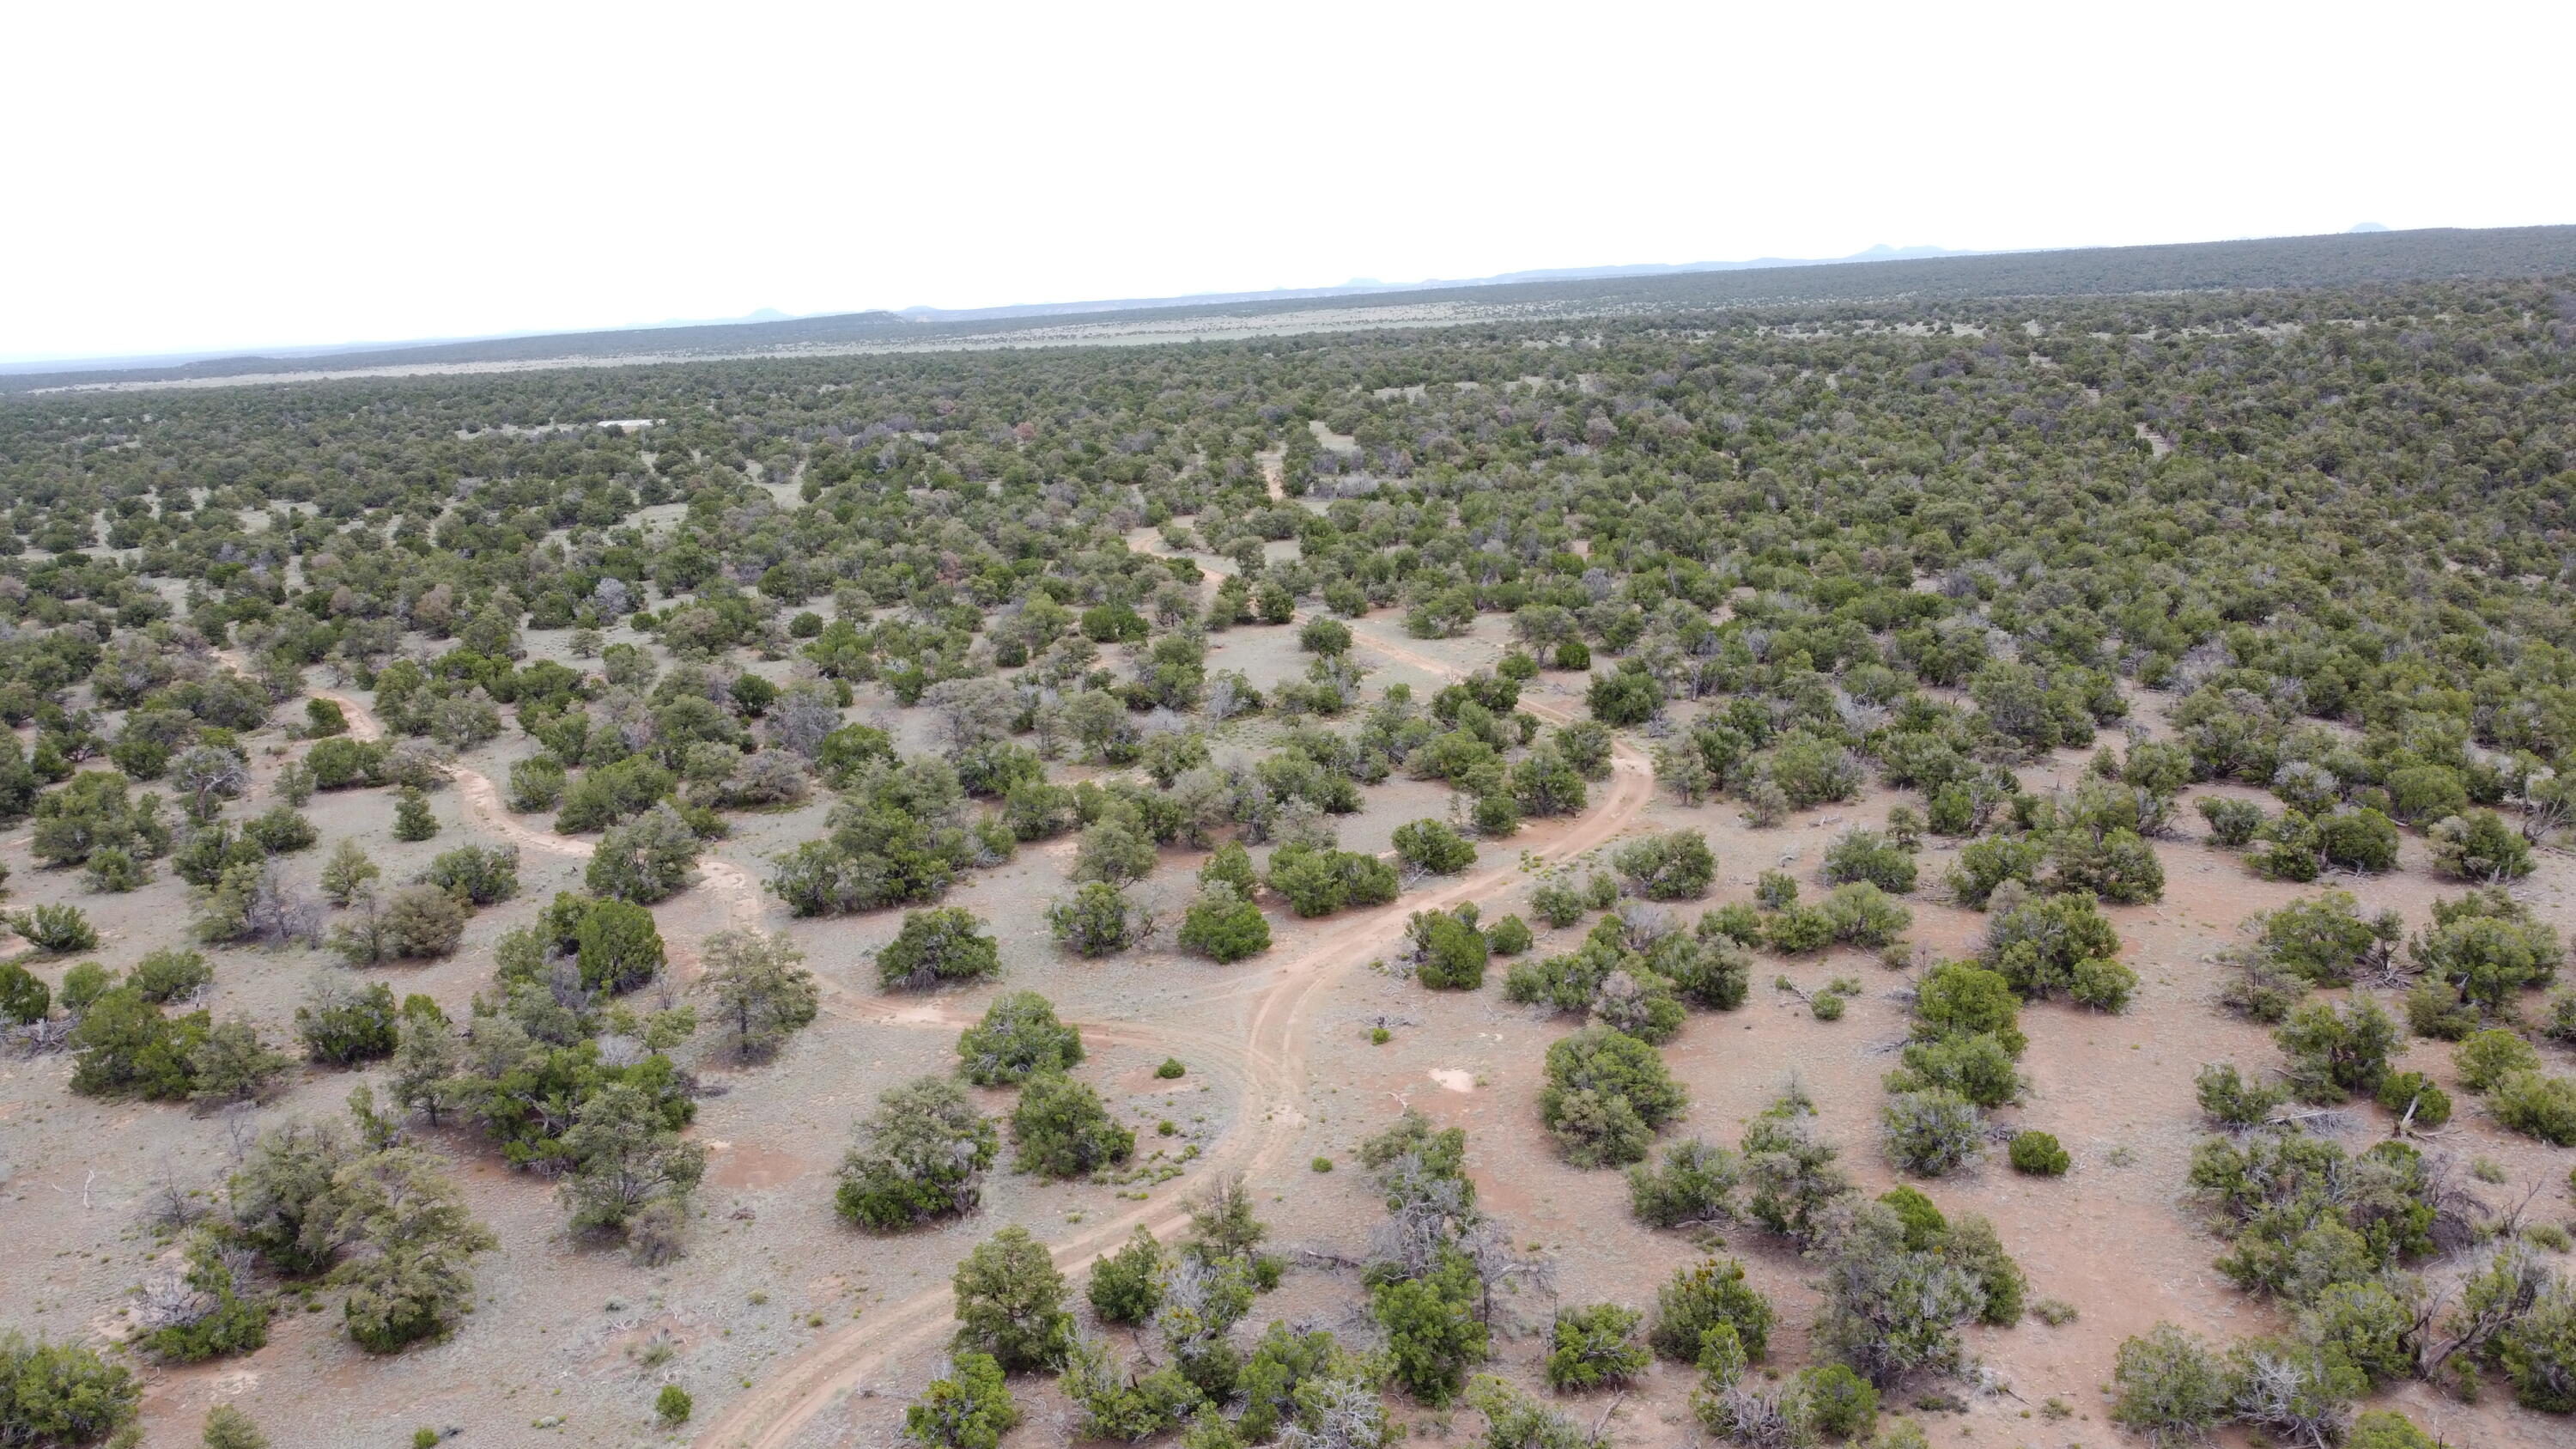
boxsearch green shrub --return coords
[1821,881,1912,948]
[140,1241,270,1364]
[2412,891,2564,1014]
[1046,881,1151,957]
[0,962,49,1024]
[1298,617,1352,655]
[2346,1411,2438,1449]
[2490,1070,2576,1147]
[1529,880,1588,928]
[1266,843,1398,917]
[1485,913,1534,955]
[1946,834,2044,907]
[1087,1227,1165,1324]
[1888,1032,2022,1108]
[2110,1324,2233,1446]
[1407,909,1487,990]
[2255,892,2391,984]
[584,805,701,904]
[1796,1361,1880,1440]
[1176,883,1269,962]
[2373,1071,2452,1129]
[8,903,99,954]
[1649,1257,1775,1362]
[836,1076,999,1231]
[391,787,439,841]
[129,947,213,1003]
[2274,996,2403,1103]
[2007,1130,2070,1177]
[556,755,677,832]
[1011,1074,1134,1178]
[1612,830,1715,900]
[240,805,319,855]
[955,992,1084,1086]
[904,1354,1018,1449]
[1371,1251,1486,1407]
[83,846,149,893]
[60,961,114,1016]
[1470,792,1522,837]
[183,1016,293,1109]
[200,1403,268,1449]
[1822,828,1917,893]
[1699,901,1763,946]
[295,977,399,1066]
[1627,1139,1739,1228]
[2386,766,2470,825]
[1070,816,1157,886]
[1392,819,1477,875]
[949,1227,1072,1372]
[1881,1090,1984,1178]
[0,1334,141,1445]
[2316,807,2400,872]
[2299,1281,2420,1389]
[2427,809,2534,880]
[1586,667,1661,726]
[305,737,386,789]
[2405,977,2482,1040]
[654,1385,692,1428]
[68,987,208,1100]
[2069,954,2139,1012]
[316,839,380,909]
[2050,825,2166,904]
[2495,1281,2576,1413]
[1764,904,1835,954]
[1767,728,1862,807]
[2455,1028,2542,1093]
[878,908,1001,989]
[418,843,519,906]
[1544,1303,1649,1391]
[1538,1026,1686,1167]
[1912,961,2026,1055]
[1981,888,2120,1001]
[506,755,567,813]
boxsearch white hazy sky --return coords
[7,0,2570,362]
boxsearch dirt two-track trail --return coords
[695,636,1654,1448]
[213,563,1656,1449]
[216,648,770,939]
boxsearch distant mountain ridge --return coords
[9,226,2574,394]
[884,244,1990,322]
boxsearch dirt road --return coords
[223,604,1656,1449]
[692,613,1650,1449]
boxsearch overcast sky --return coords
[8,0,2569,362]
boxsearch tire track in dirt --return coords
[246,653,774,980]
[236,612,1652,1449]
[694,615,1653,1449]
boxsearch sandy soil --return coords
[5,614,2572,1449]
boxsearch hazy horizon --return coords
[0,237,1997,366]
[0,228,2459,369]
